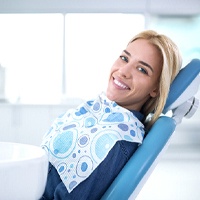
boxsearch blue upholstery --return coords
[101,59,200,200]
[164,59,200,113]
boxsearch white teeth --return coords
[114,79,129,89]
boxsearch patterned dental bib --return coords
[41,93,144,192]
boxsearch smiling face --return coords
[106,39,163,111]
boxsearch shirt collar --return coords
[130,110,144,122]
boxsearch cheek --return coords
[110,59,121,70]
[108,64,117,78]
[133,78,155,95]
[150,74,161,92]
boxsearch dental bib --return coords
[41,93,144,192]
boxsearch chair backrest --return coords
[101,59,200,200]
[164,59,200,114]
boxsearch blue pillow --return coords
[164,59,200,113]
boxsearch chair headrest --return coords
[163,59,200,114]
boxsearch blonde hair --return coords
[128,30,182,129]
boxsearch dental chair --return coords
[101,59,200,200]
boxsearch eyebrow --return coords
[123,50,154,72]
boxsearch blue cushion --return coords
[164,59,200,111]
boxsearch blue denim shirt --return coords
[40,110,143,200]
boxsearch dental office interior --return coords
[0,0,200,199]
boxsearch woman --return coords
[40,30,182,200]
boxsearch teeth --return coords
[114,79,129,89]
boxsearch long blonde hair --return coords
[128,30,182,128]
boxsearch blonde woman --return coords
[40,30,182,200]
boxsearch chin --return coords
[106,91,115,101]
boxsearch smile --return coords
[113,79,130,89]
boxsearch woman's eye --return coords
[120,55,128,62]
[138,67,148,75]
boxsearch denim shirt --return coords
[41,110,144,200]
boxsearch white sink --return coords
[0,142,48,200]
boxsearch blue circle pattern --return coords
[92,132,119,160]
[42,93,144,193]
[53,131,73,155]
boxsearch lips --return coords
[113,78,130,90]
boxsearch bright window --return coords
[0,13,145,104]
[0,14,63,104]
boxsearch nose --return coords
[118,63,133,79]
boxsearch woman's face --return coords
[106,38,162,111]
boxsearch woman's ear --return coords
[150,87,159,98]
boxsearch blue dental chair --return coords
[101,59,200,200]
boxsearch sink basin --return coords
[0,142,48,200]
